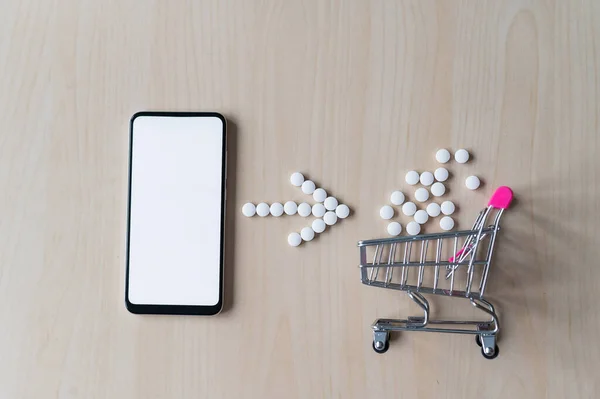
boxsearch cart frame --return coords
[358,187,513,359]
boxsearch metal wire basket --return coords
[358,186,513,359]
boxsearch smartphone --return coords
[126,111,226,315]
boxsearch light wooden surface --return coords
[1,1,599,398]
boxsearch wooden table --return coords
[1,1,598,397]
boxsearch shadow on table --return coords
[222,118,238,313]
[485,179,597,330]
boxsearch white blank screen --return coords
[128,115,224,307]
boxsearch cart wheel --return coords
[481,345,499,359]
[475,335,482,347]
[372,339,390,354]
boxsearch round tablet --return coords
[270,202,284,217]
[415,187,429,202]
[313,188,327,203]
[242,203,256,217]
[390,191,405,206]
[311,203,326,217]
[405,171,420,185]
[256,202,270,217]
[284,201,298,215]
[455,149,470,163]
[298,202,312,217]
[300,227,315,242]
[288,232,302,247]
[434,167,449,182]
[441,201,455,215]
[465,175,481,190]
[440,216,455,231]
[436,149,451,164]
[335,204,350,219]
[406,221,421,236]
[420,171,434,186]
[426,203,441,217]
[324,211,338,226]
[290,172,305,187]
[387,222,402,236]
[414,210,429,224]
[379,205,394,220]
[312,219,326,233]
[301,180,316,195]
[431,182,446,197]
[324,196,338,211]
[402,202,417,216]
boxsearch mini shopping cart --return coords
[358,186,513,359]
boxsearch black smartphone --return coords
[126,112,226,315]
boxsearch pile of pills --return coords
[379,148,481,236]
[242,172,351,246]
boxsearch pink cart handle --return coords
[449,248,466,263]
[488,186,514,209]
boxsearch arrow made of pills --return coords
[241,172,351,246]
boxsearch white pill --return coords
[270,202,284,217]
[434,167,449,182]
[301,227,315,242]
[298,202,312,217]
[426,203,441,217]
[312,203,326,217]
[242,203,256,217]
[440,216,455,231]
[402,201,417,216]
[312,219,326,233]
[415,188,429,202]
[431,182,446,197]
[290,172,305,187]
[288,232,302,247]
[313,188,327,203]
[455,149,470,163]
[406,221,421,236]
[420,171,434,186]
[256,202,270,217]
[387,222,402,236]
[436,149,451,164]
[414,210,429,224]
[324,196,338,211]
[301,180,316,194]
[390,191,405,206]
[335,204,350,219]
[284,201,298,215]
[379,205,394,220]
[405,171,420,185]
[324,211,338,226]
[441,201,455,215]
[465,175,481,190]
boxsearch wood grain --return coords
[0,1,598,398]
